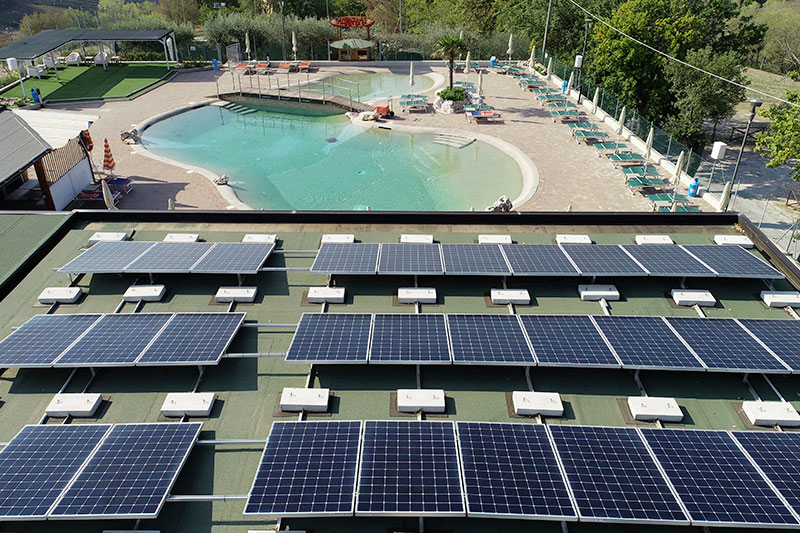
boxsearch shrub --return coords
[437,87,466,101]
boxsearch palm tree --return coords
[433,36,468,90]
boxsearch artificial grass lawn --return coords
[0,63,171,100]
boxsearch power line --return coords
[565,0,800,108]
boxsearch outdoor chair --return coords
[26,65,44,79]
[65,52,82,66]
[298,61,311,72]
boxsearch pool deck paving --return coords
[50,65,671,212]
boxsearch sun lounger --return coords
[648,193,691,210]
[593,142,630,155]
[400,93,420,99]
[101,177,133,194]
[622,166,660,177]
[657,205,701,213]
[65,51,81,66]
[566,122,598,130]
[298,61,311,72]
[626,177,668,189]
[77,189,121,207]
[464,104,493,112]
[573,130,608,144]
[538,93,567,103]
[550,110,581,122]
[531,88,559,94]
[254,62,270,74]
[278,62,298,72]
[548,102,577,109]
[608,152,647,167]
[467,110,500,123]
[400,99,428,111]
[454,81,475,88]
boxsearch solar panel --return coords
[500,244,579,276]
[50,422,201,519]
[0,314,101,367]
[732,431,800,514]
[549,425,688,525]
[560,244,647,276]
[286,313,371,363]
[620,245,716,277]
[53,313,172,366]
[124,242,215,273]
[356,421,464,516]
[736,319,800,371]
[191,243,274,274]
[666,317,788,373]
[440,244,511,275]
[682,245,783,279]
[136,312,245,365]
[0,424,110,519]
[641,428,798,527]
[310,243,379,274]
[457,422,576,520]
[245,421,361,517]
[378,244,443,275]
[447,314,534,365]
[519,315,619,367]
[593,316,704,370]
[369,314,450,364]
[57,241,156,274]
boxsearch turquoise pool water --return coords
[305,72,434,101]
[141,104,523,211]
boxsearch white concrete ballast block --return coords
[635,234,674,244]
[161,392,216,417]
[215,287,257,303]
[512,391,564,416]
[714,234,754,248]
[321,234,355,244]
[38,287,82,304]
[46,393,103,417]
[308,287,345,304]
[671,289,716,307]
[123,285,166,302]
[478,234,512,244]
[281,388,330,412]
[556,234,592,244]
[397,389,446,413]
[89,232,128,244]
[163,233,199,242]
[627,396,683,422]
[400,234,434,244]
[742,401,800,427]
[578,284,620,301]
[761,291,800,308]
[491,289,531,305]
[398,288,437,304]
[242,234,277,244]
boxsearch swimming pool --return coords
[305,71,435,101]
[141,104,524,211]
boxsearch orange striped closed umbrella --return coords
[81,129,94,151]
[102,138,115,175]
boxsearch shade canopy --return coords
[330,39,375,50]
[0,29,174,60]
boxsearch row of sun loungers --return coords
[232,61,311,74]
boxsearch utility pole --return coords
[541,0,553,63]
[728,99,763,211]
[576,19,591,103]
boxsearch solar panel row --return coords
[0,312,245,368]
[245,421,800,528]
[285,313,798,373]
[310,243,783,279]
[58,241,275,275]
[0,423,201,520]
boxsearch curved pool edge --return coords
[134,100,252,211]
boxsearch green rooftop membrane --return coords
[0,211,798,533]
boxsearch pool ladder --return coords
[432,133,475,149]
[222,103,257,116]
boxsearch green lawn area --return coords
[0,63,173,101]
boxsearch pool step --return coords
[222,103,258,116]
[432,133,475,149]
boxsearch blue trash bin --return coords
[561,80,568,94]
[31,88,40,103]
[688,177,700,197]
[212,58,219,71]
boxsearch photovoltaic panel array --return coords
[0,314,101,367]
[58,241,274,275]
[378,243,443,275]
[736,319,800,371]
[621,244,716,277]
[285,313,372,363]
[440,244,511,275]
[0,424,111,520]
[641,428,799,527]
[137,313,245,365]
[369,314,451,364]
[732,431,800,514]
[519,315,619,367]
[310,243,379,274]
[682,245,783,279]
[245,421,361,517]
[50,422,202,519]
[500,244,580,276]
[356,421,464,516]
[447,314,534,365]
[457,422,576,520]
[549,425,689,525]
[560,244,648,277]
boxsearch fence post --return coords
[322,80,326,105]
[257,75,261,98]
[215,76,219,97]
[349,88,353,111]
[298,79,301,102]
[238,74,242,96]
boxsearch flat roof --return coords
[0,29,173,60]
[0,210,798,532]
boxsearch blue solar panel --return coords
[356,421,464,516]
[441,244,511,275]
[245,421,361,516]
[737,319,800,371]
[682,245,783,279]
[732,431,800,515]
[310,243,379,274]
[125,242,215,273]
[519,315,619,367]
[593,316,704,370]
[50,422,201,519]
[621,245,715,277]
[500,244,579,276]
[191,243,274,274]
[57,241,156,274]
[0,314,101,367]
[447,314,534,365]
[457,422,576,520]
[286,314,371,363]
[378,244,443,275]
[136,313,245,365]
[369,314,450,364]
[666,317,788,372]
[560,244,647,276]
[641,428,798,527]
[0,425,110,519]
[53,313,172,366]
[549,425,688,524]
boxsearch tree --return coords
[433,35,467,89]
[158,0,201,23]
[756,72,800,181]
